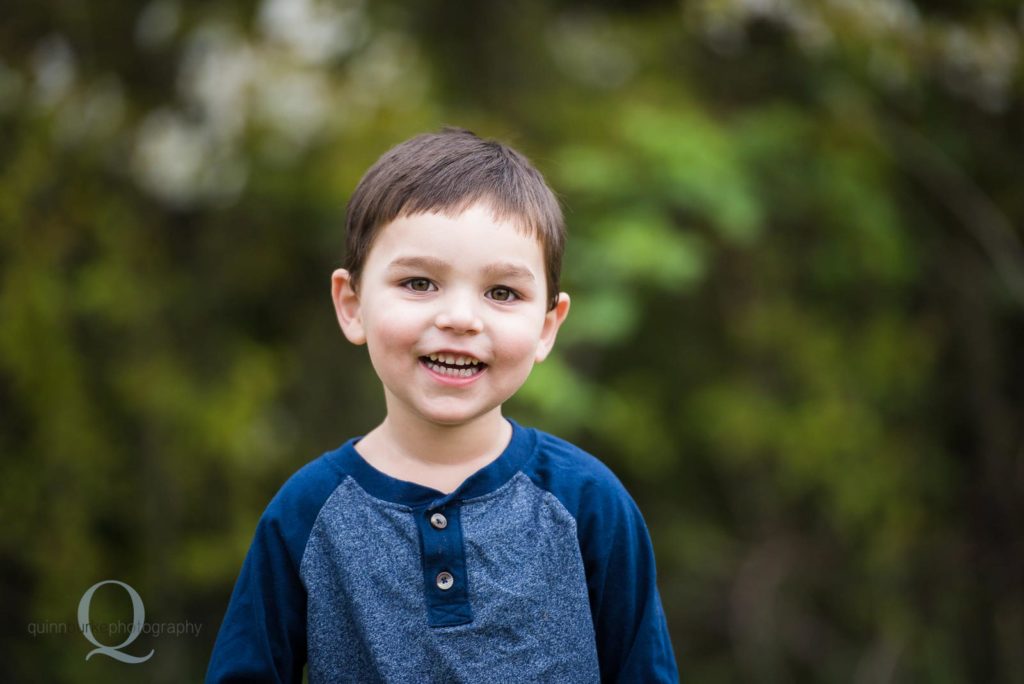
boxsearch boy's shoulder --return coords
[267,443,349,509]
[252,442,353,562]
[527,428,623,482]
[523,427,642,520]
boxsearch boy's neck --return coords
[355,409,513,493]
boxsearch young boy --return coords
[206,128,678,683]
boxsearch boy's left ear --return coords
[535,293,571,362]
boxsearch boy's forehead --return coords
[394,202,538,237]
[368,204,546,262]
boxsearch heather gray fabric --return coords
[300,473,600,683]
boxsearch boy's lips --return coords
[419,351,488,385]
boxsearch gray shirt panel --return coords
[300,473,600,683]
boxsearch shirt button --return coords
[429,512,448,530]
[436,571,454,591]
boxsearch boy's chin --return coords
[414,405,504,429]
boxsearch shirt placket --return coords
[415,496,473,627]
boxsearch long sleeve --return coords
[206,511,308,683]
[206,454,346,683]
[578,479,678,683]
[525,432,679,683]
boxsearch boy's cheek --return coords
[364,317,422,354]
[491,332,544,367]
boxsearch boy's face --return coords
[332,203,570,430]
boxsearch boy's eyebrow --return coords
[481,262,536,282]
[385,257,537,282]
[385,256,451,272]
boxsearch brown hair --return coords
[342,127,565,309]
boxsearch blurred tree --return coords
[0,0,1021,681]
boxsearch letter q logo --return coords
[78,580,155,664]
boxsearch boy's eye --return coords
[488,286,518,302]
[403,278,435,292]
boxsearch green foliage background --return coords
[1,0,1022,681]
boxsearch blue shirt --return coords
[206,420,678,683]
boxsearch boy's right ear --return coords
[331,269,366,345]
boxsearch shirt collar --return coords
[335,419,536,509]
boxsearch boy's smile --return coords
[332,203,570,432]
[420,352,485,384]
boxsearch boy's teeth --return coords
[427,353,480,366]
[423,354,484,377]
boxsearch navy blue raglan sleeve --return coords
[578,472,678,682]
[206,454,345,684]
[528,434,679,683]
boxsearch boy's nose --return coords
[434,293,483,334]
